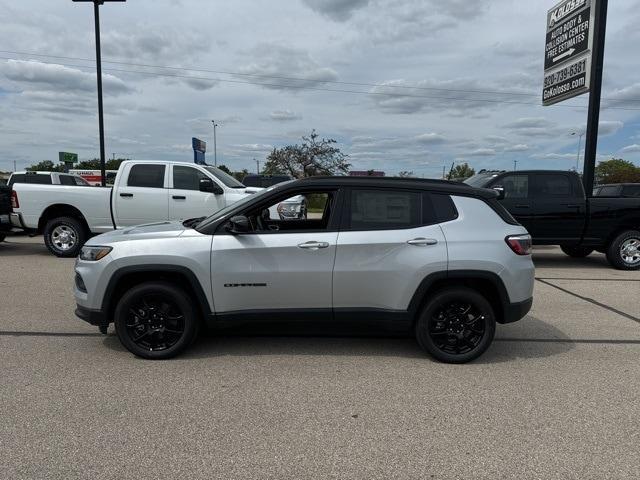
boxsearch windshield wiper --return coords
[182,216,206,228]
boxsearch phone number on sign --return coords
[544,59,587,87]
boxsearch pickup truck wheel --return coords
[606,230,640,270]
[0,234,5,243]
[560,246,594,258]
[114,282,199,359]
[415,288,496,364]
[43,217,86,258]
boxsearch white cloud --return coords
[504,144,529,152]
[620,144,640,153]
[302,0,370,21]
[270,110,302,121]
[467,148,496,156]
[415,133,445,144]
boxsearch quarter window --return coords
[127,164,166,188]
[349,189,421,230]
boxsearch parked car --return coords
[593,183,640,198]
[464,170,640,270]
[8,171,91,187]
[10,161,262,257]
[242,174,292,188]
[74,176,534,363]
[0,183,11,242]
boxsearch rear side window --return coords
[622,185,640,197]
[127,164,166,188]
[349,189,421,230]
[535,174,572,197]
[26,174,52,185]
[59,175,75,186]
[598,186,619,196]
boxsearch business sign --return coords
[58,152,78,163]
[192,137,207,165]
[543,0,596,106]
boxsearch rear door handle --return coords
[565,204,581,208]
[172,195,186,200]
[297,241,330,250]
[407,238,438,246]
[515,204,530,208]
[119,193,133,198]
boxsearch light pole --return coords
[255,158,260,174]
[571,132,584,172]
[73,0,125,187]
[513,160,518,171]
[211,120,219,166]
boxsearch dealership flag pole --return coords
[582,0,608,196]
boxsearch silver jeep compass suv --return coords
[74,177,534,363]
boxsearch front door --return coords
[211,189,340,314]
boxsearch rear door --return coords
[113,163,169,227]
[169,165,226,221]
[488,173,535,234]
[333,188,448,313]
[531,172,585,242]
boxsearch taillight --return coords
[10,190,19,210]
[506,234,532,255]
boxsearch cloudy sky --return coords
[1,0,640,177]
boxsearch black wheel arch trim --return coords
[100,264,212,323]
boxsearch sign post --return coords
[543,0,608,194]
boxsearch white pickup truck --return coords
[10,160,262,257]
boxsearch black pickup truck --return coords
[465,170,640,270]
[0,184,12,242]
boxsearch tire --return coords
[606,230,640,270]
[43,216,86,258]
[0,233,5,243]
[560,245,594,258]
[415,287,496,364]
[114,281,199,359]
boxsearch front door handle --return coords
[172,195,186,200]
[298,241,330,250]
[565,204,581,208]
[119,193,133,198]
[407,238,438,246]
[515,204,530,208]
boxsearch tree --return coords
[217,164,232,175]
[26,160,64,172]
[262,129,350,178]
[76,158,127,170]
[449,163,475,180]
[397,171,414,177]
[595,158,640,184]
[232,168,249,181]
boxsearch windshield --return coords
[464,173,499,187]
[203,166,246,188]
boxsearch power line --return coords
[2,54,640,111]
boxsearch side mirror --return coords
[492,186,505,200]
[227,215,250,233]
[200,178,224,195]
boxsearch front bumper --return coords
[501,297,533,324]
[75,304,108,327]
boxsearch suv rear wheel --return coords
[114,282,199,359]
[415,288,496,363]
[606,230,640,270]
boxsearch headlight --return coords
[79,246,112,261]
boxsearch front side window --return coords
[498,175,528,199]
[173,166,209,191]
[349,189,421,230]
[127,164,166,188]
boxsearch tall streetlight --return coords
[513,159,518,171]
[211,120,219,166]
[571,131,584,172]
[73,0,125,187]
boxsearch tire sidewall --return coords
[43,217,86,258]
[115,282,198,359]
[607,230,640,270]
[416,288,496,364]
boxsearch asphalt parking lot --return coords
[1,236,639,479]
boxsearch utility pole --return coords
[255,158,260,174]
[582,0,609,195]
[513,160,518,171]
[442,165,446,179]
[72,1,125,187]
[211,120,218,166]
[571,132,584,172]
[13,160,17,172]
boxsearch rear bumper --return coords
[75,304,108,327]
[501,297,533,324]
[10,213,26,229]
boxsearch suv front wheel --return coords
[415,288,496,363]
[114,282,199,359]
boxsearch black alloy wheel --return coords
[416,288,496,363]
[114,282,199,359]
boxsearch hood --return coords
[242,187,263,194]
[88,221,186,245]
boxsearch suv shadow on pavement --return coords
[101,315,574,364]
